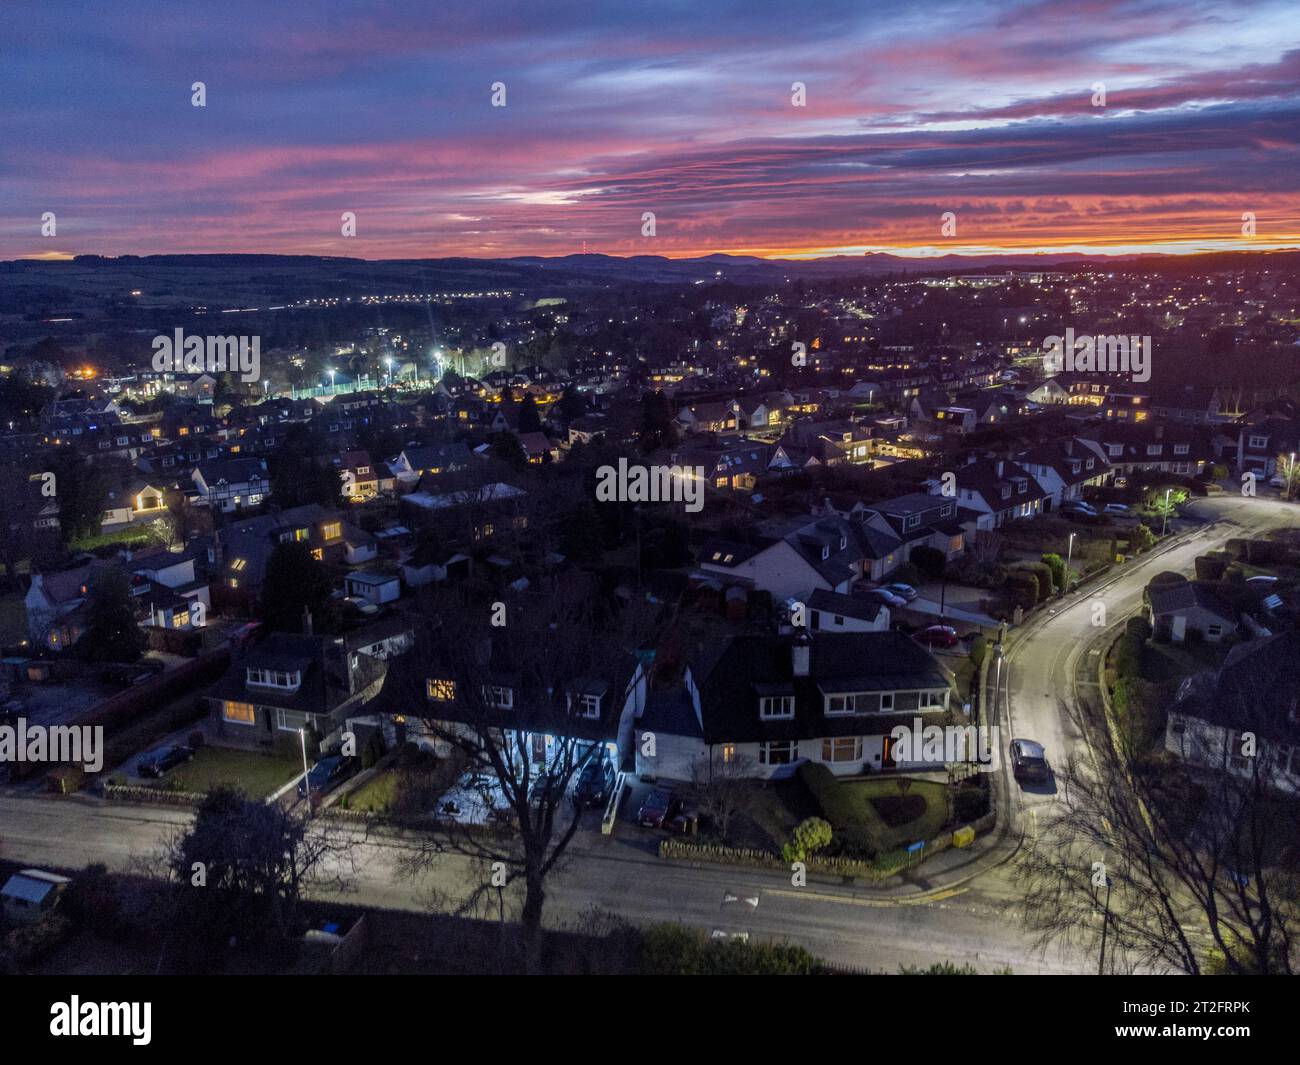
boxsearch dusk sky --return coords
[4,0,1299,261]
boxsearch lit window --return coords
[427,678,456,701]
[322,522,341,540]
[822,736,863,762]
[223,701,255,724]
[230,558,247,571]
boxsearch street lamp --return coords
[1161,487,1172,537]
[1064,532,1076,597]
[385,357,392,388]
[1288,452,1297,501]
[298,727,311,814]
[328,368,336,396]
[1097,874,1114,975]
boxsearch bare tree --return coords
[687,751,759,839]
[155,785,358,962]
[1018,654,1299,974]
[386,575,660,971]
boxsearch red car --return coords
[637,788,682,829]
[913,624,960,648]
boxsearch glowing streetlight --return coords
[328,368,336,396]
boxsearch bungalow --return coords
[635,631,954,781]
[102,478,169,528]
[674,400,738,436]
[1148,580,1238,643]
[696,516,864,603]
[671,439,774,492]
[388,442,473,485]
[806,589,889,633]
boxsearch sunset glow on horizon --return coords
[3,0,1298,262]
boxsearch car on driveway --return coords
[913,624,960,648]
[1009,738,1051,784]
[637,787,682,829]
[297,754,356,798]
[858,587,907,608]
[574,757,615,808]
[1102,503,1131,516]
[529,770,569,805]
[882,582,918,602]
[1061,501,1097,520]
[138,744,194,779]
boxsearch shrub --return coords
[782,817,833,863]
[1005,570,1039,610]
[796,762,876,855]
[1040,553,1066,593]
[1025,561,1055,603]
[1195,553,1229,581]
[954,780,989,822]
[969,635,988,671]
[3,914,73,964]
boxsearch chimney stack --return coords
[791,629,811,677]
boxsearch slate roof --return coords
[690,631,950,745]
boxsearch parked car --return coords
[1102,503,1131,515]
[297,754,356,798]
[1009,738,1051,784]
[913,624,960,648]
[137,744,194,779]
[637,788,682,829]
[1245,575,1279,586]
[882,582,919,602]
[529,770,568,805]
[1269,473,1290,489]
[574,757,616,808]
[860,587,907,608]
[1061,501,1097,517]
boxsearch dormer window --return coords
[578,693,602,719]
[1000,487,1011,500]
[246,668,302,691]
[759,695,794,720]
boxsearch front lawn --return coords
[841,778,949,850]
[342,769,400,813]
[153,745,303,798]
[731,771,951,858]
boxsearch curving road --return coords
[1,495,1293,974]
